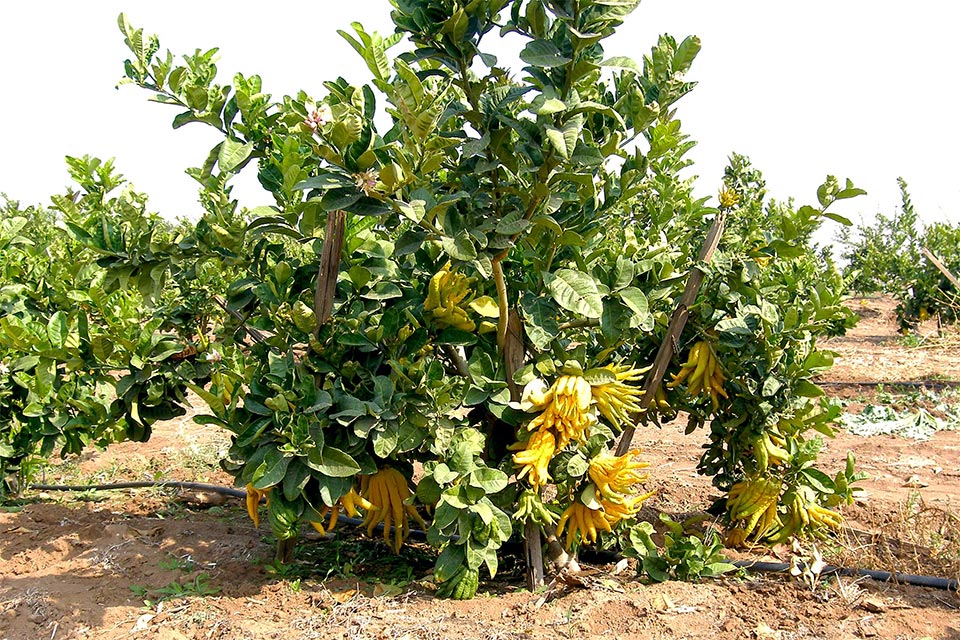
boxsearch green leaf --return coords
[617,287,649,325]
[600,56,640,71]
[433,463,460,485]
[761,376,782,397]
[294,173,354,191]
[468,467,508,494]
[672,35,701,74]
[520,40,571,68]
[441,231,477,261]
[496,211,531,235]
[584,367,616,385]
[801,468,835,493]
[823,212,853,225]
[546,268,603,319]
[362,282,403,300]
[716,317,754,336]
[544,115,583,159]
[218,138,253,173]
[434,544,466,582]
[566,452,589,478]
[306,446,361,477]
[416,475,443,505]
[437,328,477,346]
[580,483,602,510]
[794,380,824,398]
[46,312,68,350]
[253,448,291,489]
[520,292,558,350]
[532,96,567,115]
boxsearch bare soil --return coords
[2,295,959,640]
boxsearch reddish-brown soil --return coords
[2,295,959,640]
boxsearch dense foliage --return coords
[838,178,960,328]
[1,0,865,597]
[0,161,221,492]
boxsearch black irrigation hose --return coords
[30,481,248,499]
[733,560,959,592]
[26,481,960,592]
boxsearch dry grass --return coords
[828,494,960,583]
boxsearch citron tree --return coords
[0,0,866,599]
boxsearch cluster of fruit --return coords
[591,364,647,431]
[424,263,475,331]
[511,366,655,549]
[724,476,844,546]
[667,340,727,411]
[555,450,654,549]
[359,466,427,553]
[244,466,425,554]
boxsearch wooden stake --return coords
[314,210,347,330]
[921,246,960,291]
[615,211,727,456]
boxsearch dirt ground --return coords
[2,295,959,640]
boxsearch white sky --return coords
[1,1,958,239]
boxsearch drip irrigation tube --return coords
[26,481,960,592]
[733,560,959,592]
[30,481,248,499]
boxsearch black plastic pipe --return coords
[30,481,248,499]
[733,560,958,592]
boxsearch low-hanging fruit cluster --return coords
[589,449,650,501]
[527,374,596,449]
[512,488,556,525]
[424,263,475,332]
[765,487,843,544]
[435,565,480,600]
[724,475,781,546]
[512,373,597,491]
[360,466,427,553]
[510,428,556,489]
[556,501,612,547]
[307,486,374,535]
[245,484,271,529]
[555,449,654,549]
[667,340,728,411]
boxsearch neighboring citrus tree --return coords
[2,0,865,599]
[838,178,960,328]
[0,159,225,494]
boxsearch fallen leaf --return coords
[753,621,782,639]
[903,474,928,488]
[372,583,404,598]
[330,589,357,603]
[861,597,887,613]
[130,613,154,633]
